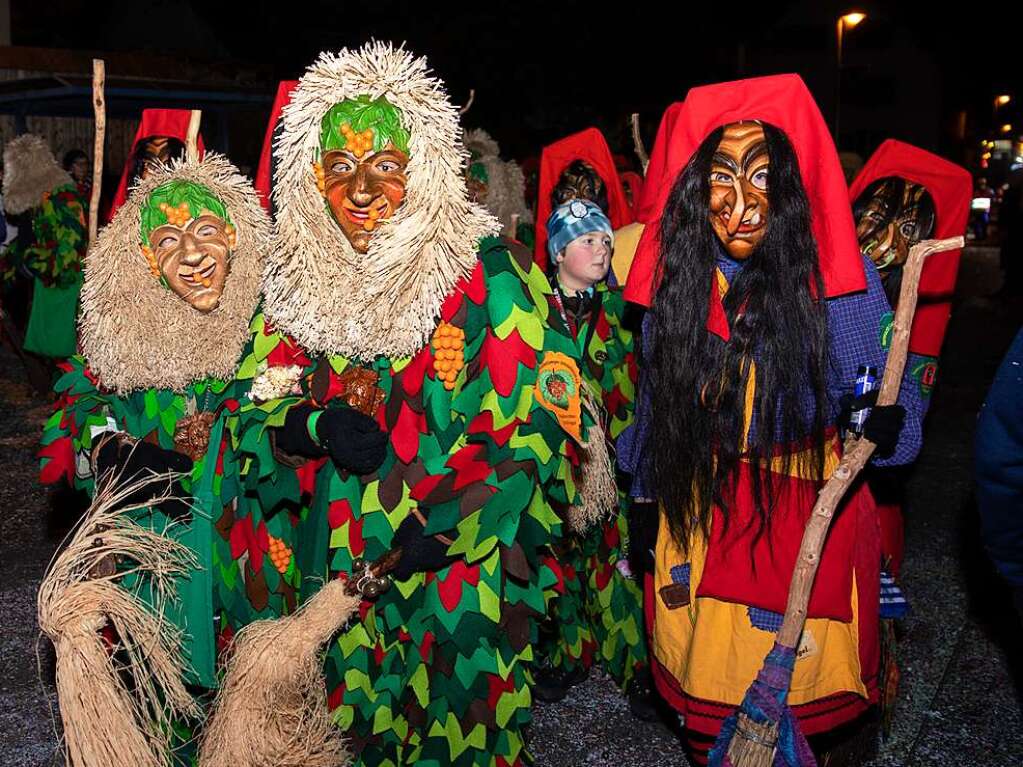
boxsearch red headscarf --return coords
[106,110,205,223]
[634,101,684,223]
[623,74,865,341]
[849,139,971,356]
[255,81,299,212]
[533,127,634,266]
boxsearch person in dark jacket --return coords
[976,327,1023,618]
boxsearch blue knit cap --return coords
[545,199,614,265]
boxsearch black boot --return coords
[626,668,659,722]
[533,662,589,703]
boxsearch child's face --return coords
[557,230,611,288]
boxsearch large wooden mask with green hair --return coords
[313,94,411,254]
[139,179,236,312]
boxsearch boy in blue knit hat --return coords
[537,199,655,720]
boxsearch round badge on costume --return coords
[570,200,588,218]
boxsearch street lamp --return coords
[835,12,867,145]
[996,95,1012,107]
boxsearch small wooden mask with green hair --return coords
[139,180,236,312]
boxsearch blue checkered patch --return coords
[747,607,784,632]
[671,564,691,588]
[879,570,909,619]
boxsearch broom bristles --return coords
[38,472,200,767]
[198,577,360,767]
[725,713,778,767]
[567,390,619,534]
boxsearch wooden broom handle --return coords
[88,59,105,244]
[775,236,964,649]
[185,110,201,163]
[631,113,649,174]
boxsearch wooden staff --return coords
[631,113,649,174]
[185,110,201,164]
[88,59,105,244]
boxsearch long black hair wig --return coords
[647,122,831,550]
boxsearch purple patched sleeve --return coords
[825,255,924,466]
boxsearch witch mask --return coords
[315,95,410,254]
[552,159,608,213]
[708,122,770,260]
[853,176,936,272]
[140,180,236,313]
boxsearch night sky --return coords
[12,0,1023,168]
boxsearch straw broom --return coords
[197,548,403,767]
[710,236,965,767]
[38,471,201,767]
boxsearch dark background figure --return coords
[999,175,1023,296]
[976,326,1023,620]
[61,148,91,204]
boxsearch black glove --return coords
[94,436,193,518]
[275,404,387,475]
[838,390,906,458]
[391,513,457,581]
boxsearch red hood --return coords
[634,102,684,223]
[255,81,299,212]
[623,74,865,342]
[534,127,634,266]
[107,109,205,223]
[849,138,971,356]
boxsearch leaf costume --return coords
[39,154,278,704]
[247,43,584,767]
[1,134,87,357]
[538,281,647,689]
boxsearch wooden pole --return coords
[88,59,105,244]
[185,110,201,164]
[631,113,649,174]
[776,235,964,650]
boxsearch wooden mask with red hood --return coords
[533,127,634,267]
[107,109,206,223]
[849,139,971,356]
[623,74,865,340]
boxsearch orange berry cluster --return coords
[268,535,292,575]
[312,161,326,194]
[159,201,192,227]
[140,244,160,277]
[342,123,375,158]
[432,321,465,390]
[362,207,382,232]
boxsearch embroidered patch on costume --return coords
[796,628,818,661]
[671,563,691,587]
[879,311,895,351]
[534,351,582,442]
[911,357,939,397]
[879,569,910,619]
[747,607,784,633]
[659,563,691,610]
